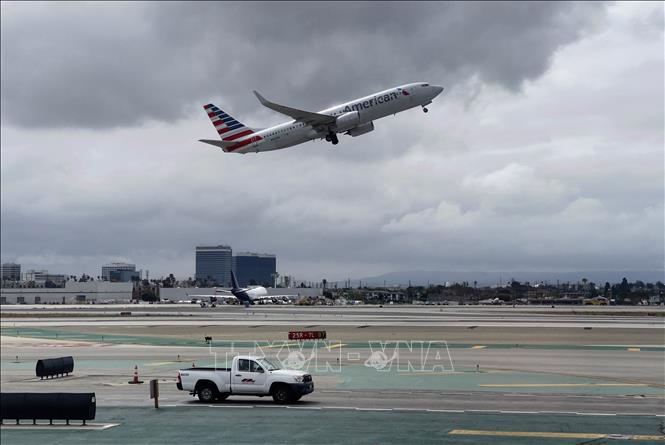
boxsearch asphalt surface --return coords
[1,305,663,443]
[2,406,664,444]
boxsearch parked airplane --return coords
[188,271,297,307]
[199,82,443,153]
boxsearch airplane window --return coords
[422,83,429,87]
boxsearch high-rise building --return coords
[195,245,232,286]
[102,263,140,282]
[1,263,21,281]
[233,252,276,287]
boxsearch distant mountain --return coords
[346,270,665,287]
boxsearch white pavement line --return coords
[466,410,501,413]
[322,406,359,410]
[500,411,539,414]
[355,408,393,411]
[393,408,426,411]
[209,405,255,409]
[426,409,464,413]
[285,406,322,410]
[576,412,616,416]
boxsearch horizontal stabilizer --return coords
[253,90,335,126]
[199,139,236,149]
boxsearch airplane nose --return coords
[432,85,444,96]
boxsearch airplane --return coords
[199,82,444,154]
[189,271,298,307]
[479,298,503,305]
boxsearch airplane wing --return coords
[253,91,336,126]
[189,294,237,300]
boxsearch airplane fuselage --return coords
[234,83,442,153]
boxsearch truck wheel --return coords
[216,393,229,401]
[272,385,294,404]
[197,383,217,403]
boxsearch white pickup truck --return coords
[177,355,314,403]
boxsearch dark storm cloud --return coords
[1,1,606,129]
[2,2,661,281]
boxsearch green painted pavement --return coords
[1,406,663,444]
[3,328,664,351]
[332,365,665,395]
[2,358,661,396]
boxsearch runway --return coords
[1,305,663,443]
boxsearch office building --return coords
[1,263,21,281]
[102,263,140,282]
[195,245,232,286]
[23,270,67,286]
[233,252,276,287]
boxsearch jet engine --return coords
[335,111,361,132]
[347,122,374,137]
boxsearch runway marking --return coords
[162,405,664,417]
[478,383,648,388]
[264,342,300,349]
[628,347,641,352]
[209,405,254,409]
[324,343,346,349]
[448,429,665,440]
[470,345,486,349]
[0,423,120,430]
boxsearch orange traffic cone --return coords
[128,365,144,384]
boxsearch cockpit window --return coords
[421,83,429,87]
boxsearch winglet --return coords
[253,90,268,106]
[251,90,336,125]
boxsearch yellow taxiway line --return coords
[470,345,486,349]
[628,347,641,352]
[263,342,301,349]
[478,383,647,388]
[324,343,347,349]
[449,429,665,441]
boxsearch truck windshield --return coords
[256,358,280,371]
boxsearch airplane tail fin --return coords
[203,103,255,141]
[231,270,240,291]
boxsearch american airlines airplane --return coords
[199,82,443,153]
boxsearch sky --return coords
[1,1,663,282]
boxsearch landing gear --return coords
[326,133,339,145]
[422,106,428,113]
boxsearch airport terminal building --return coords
[0,281,133,304]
